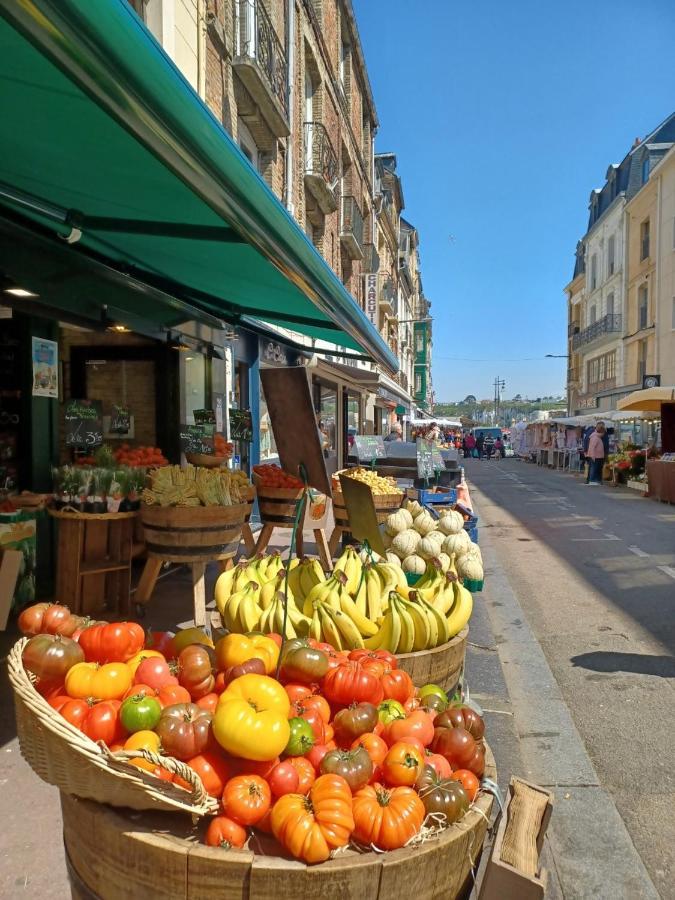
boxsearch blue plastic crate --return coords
[463,514,479,544]
[417,487,457,512]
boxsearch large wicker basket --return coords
[7,638,218,816]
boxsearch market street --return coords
[466,458,674,899]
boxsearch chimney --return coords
[632,137,641,148]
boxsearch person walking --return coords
[475,432,485,459]
[586,423,606,485]
[464,432,476,458]
[384,422,403,442]
[494,435,504,459]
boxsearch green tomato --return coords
[284,716,315,756]
[419,684,449,704]
[377,699,406,724]
[120,694,162,734]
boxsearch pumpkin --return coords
[413,512,437,536]
[402,554,426,575]
[385,509,413,536]
[438,510,465,535]
[418,535,442,560]
[442,530,471,557]
[405,499,423,517]
[385,551,402,566]
[392,529,421,557]
[457,555,484,581]
[437,552,452,573]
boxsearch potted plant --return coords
[108,468,129,513]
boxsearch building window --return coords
[415,331,424,353]
[640,219,650,260]
[606,292,614,317]
[415,373,422,394]
[638,284,648,330]
[589,304,597,325]
[607,235,615,275]
[340,38,350,97]
[641,157,649,184]
[590,253,597,290]
[237,119,261,173]
[637,339,647,381]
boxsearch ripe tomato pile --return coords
[114,444,168,467]
[253,463,305,490]
[213,433,233,458]
[20,604,486,863]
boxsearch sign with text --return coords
[416,438,444,479]
[354,434,386,462]
[193,408,216,425]
[65,400,103,448]
[180,424,215,455]
[229,408,253,442]
[338,474,386,556]
[365,274,377,325]
[109,404,131,435]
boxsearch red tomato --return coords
[79,622,145,664]
[186,752,232,798]
[322,661,384,706]
[290,700,325,744]
[284,683,313,704]
[381,741,425,787]
[204,816,247,849]
[49,695,90,729]
[351,732,388,768]
[381,669,415,704]
[196,692,219,713]
[384,710,435,748]
[287,757,316,795]
[81,700,126,745]
[222,775,271,826]
[425,752,453,779]
[231,756,280,781]
[451,769,480,802]
[267,760,300,798]
[134,657,177,691]
[304,742,333,772]
[145,630,175,658]
[302,694,331,724]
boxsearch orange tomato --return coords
[222,775,271,826]
[451,768,480,802]
[204,816,247,849]
[287,756,316,795]
[381,742,425,787]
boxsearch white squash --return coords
[417,535,442,560]
[405,499,423,517]
[457,554,483,581]
[437,510,465,535]
[402,554,426,575]
[437,552,452,573]
[385,551,402,566]
[392,529,421,557]
[413,511,437,536]
[385,508,413,536]
[425,530,445,549]
[442,530,471,557]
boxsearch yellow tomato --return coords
[123,730,161,753]
[214,675,290,761]
[65,661,132,700]
[215,634,279,675]
[126,649,165,677]
[172,628,214,654]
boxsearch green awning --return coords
[0,0,398,373]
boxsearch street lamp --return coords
[545,354,569,358]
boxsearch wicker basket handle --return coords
[105,746,211,809]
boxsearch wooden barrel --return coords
[62,744,495,900]
[255,484,304,526]
[332,489,403,530]
[140,503,249,563]
[396,627,468,693]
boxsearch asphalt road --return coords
[466,457,674,899]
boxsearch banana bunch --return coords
[214,552,285,617]
[220,580,262,633]
[259,589,312,638]
[333,545,362,594]
[286,556,326,601]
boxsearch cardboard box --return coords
[0,549,23,630]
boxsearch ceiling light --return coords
[4,286,38,298]
[107,323,130,333]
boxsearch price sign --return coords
[65,399,103,448]
[193,408,216,425]
[354,435,386,463]
[416,439,444,479]
[229,408,253,442]
[180,424,215,455]
[338,474,386,556]
[109,404,131,435]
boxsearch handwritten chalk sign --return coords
[180,424,215,455]
[193,408,216,425]
[354,435,386,462]
[416,439,444,479]
[229,408,253,442]
[110,404,131,435]
[65,400,103,448]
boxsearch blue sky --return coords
[354,0,675,402]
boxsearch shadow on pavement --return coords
[571,650,675,678]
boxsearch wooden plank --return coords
[254,524,274,555]
[82,519,107,616]
[186,845,253,900]
[0,550,22,630]
[313,529,333,571]
[135,557,162,605]
[241,522,256,555]
[192,562,207,629]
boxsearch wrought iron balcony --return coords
[395,371,409,393]
[303,122,338,213]
[568,321,580,338]
[362,243,380,275]
[233,0,289,137]
[378,273,395,316]
[340,195,364,260]
[572,314,622,350]
[587,376,616,394]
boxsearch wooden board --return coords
[60,743,495,900]
[396,626,468,692]
[0,549,22,630]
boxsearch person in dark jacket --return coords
[475,432,485,459]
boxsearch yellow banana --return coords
[400,593,431,650]
[222,580,257,631]
[287,602,312,637]
[328,606,365,650]
[392,595,415,653]
[287,558,305,600]
[364,604,402,653]
[259,576,278,610]
[318,604,343,651]
[239,591,262,632]
[353,572,368,617]
[418,593,448,647]
[232,561,257,593]
[338,591,378,637]
[214,565,236,616]
[366,567,383,622]
[309,608,323,642]
[335,545,362,594]
[302,576,336,616]
[446,585,473,637]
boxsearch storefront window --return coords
[182,354,206,423]
[314,382,338,473]
[259,383,277,461]
[233,361,250,472]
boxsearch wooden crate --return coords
[61,743,496,900]
[329,488,403,555]
[396,626,468,693]
[140,502,249,564]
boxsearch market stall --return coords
[618,388,675,503]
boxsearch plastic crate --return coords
[405,572,422,586]
[463,514,479,544]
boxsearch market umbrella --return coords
[617,387,675,412]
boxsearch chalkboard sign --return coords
[180,424,215,455]
[229,408,253,442]
[65,399,103,448]
[193,408,216,425]
[110,404,131,435]
[354,434,386,462]
[338,473,386,556]
[416,438,444,479]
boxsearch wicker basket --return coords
[7,639,218,816]
[184,453,228,468]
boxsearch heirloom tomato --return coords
[172,628,213,654]
[304,742,334,771]
[322,661,383,706]
[285,716,315,756]
[384,710,435,748]
[129,652,170,682]
[222,774,271,826]
[205,816,247,849]
[65,661,132,701]
[381,741,424,787]
[289,700,325,744]
[178,644,215,700]
[349,648,397,669]
[288,756,316,794]
[145,629,175,657]
[81,700,126,745]
[18,602,76,637]
[123,730,161,753]
[214,675,290,761]
[155,703,212,760]
[431,726,477,770]
[126,682,191,708]
[333,702,378,744]
[120,693,162,733]
[219,658,266,688]
[377,699,406,725]
[352,784,425,850]
[424,752,453,780]
[280,645,328,684]
[417,770,469,823]
[49,695,90,729]
[186,751,232,798]
[78,622,144,664]
[351,732,388,770]
[451,769,480,802]
[320,746,373,792]
[435,705,485,742]
[196,692,219,714]
[271,774,354,864]
[381,669,415,705]
[215,634,279,675]
[268,760,300,798]
[23,634,84,682]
